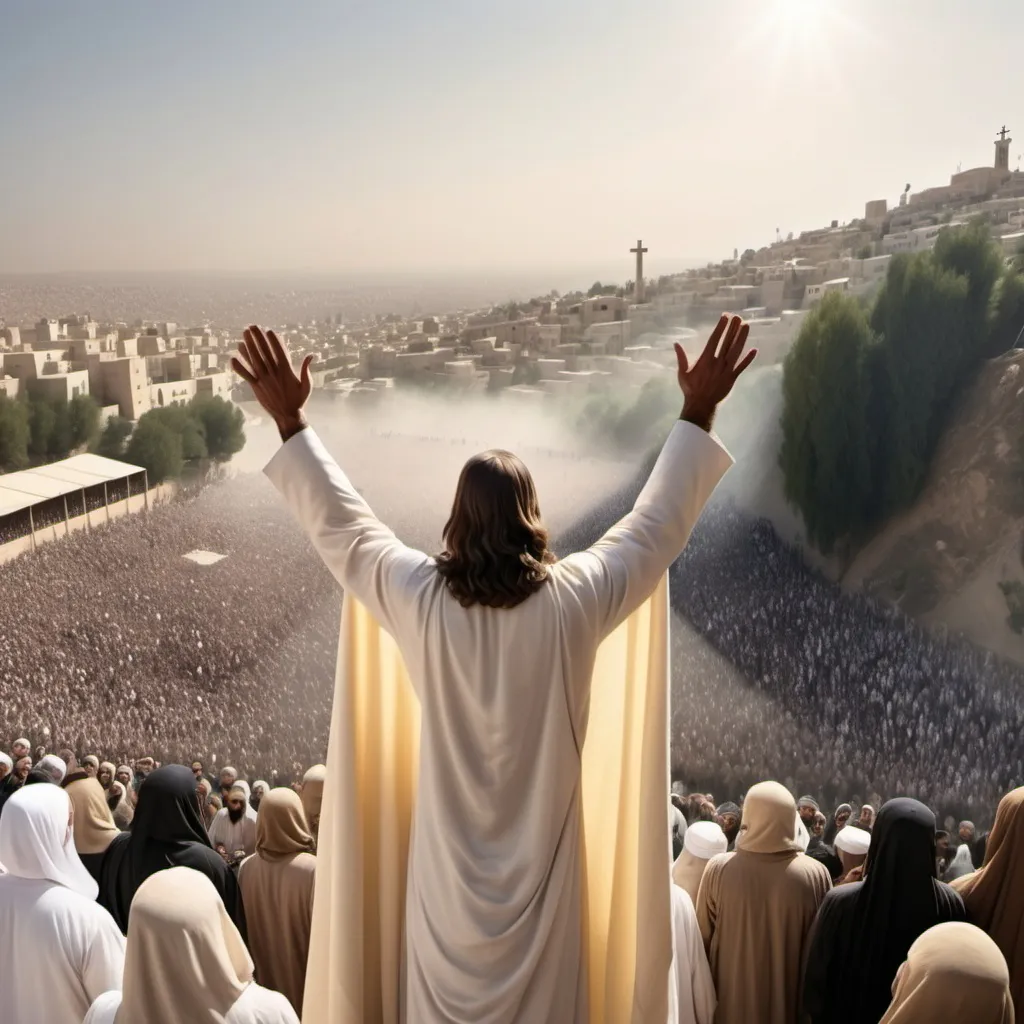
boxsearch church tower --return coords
[995,126,1012,174]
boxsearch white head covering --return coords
[835,825,872,856]
[229,781,258,821]
[683,820,729,860]
[795,814,811,852]
[37,754,67,783]
[0,784,98,899]
[252,780,268,797]
[0,752,12,774]
[12,737,30,752]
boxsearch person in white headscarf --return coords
[672,820,728,905]
[209,781,258,862]
[0,752,12,784]
[83,866,298,1024]
[36,754,67,784]
[251,780,269,812]
[943,842,976,883]
[0,784,125,1024]
[834,825,871,884]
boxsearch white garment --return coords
[266,421,732,1024]
[209,807,258,858]
[83,982,299,1024]
[0,786,125,1024]
[667,886,716,1024]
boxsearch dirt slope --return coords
[843,351,1024,663]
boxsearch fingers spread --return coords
[674,341,689,374]
[734,348,758,375]
[701,314,729,361]
[251,324,278,372]
[725,323,750,365]
[267,329,288,368]
[241,331,269,377]
[718,315,742,358]
[230,356,257,385]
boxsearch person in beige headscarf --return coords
[239,788,317,1015]
[880,921,1013,1022]
[696,781,831,1024]
[673,820,728,905]
[952,786,1024,1015]
[97,761,115,790]
[65,776,120,882]
[106,780,134,830]
[83,866,298,1024]
[300,764,326,844]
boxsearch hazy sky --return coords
[1,0,1020,278]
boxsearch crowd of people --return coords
[2,422,1022,824]
[2,741,1022,1023]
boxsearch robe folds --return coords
[265,421,733,1024]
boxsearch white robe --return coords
[667,885,717,1024]
[265,421,732,1024]
[83,982,298,1024]
[209,807,258,859]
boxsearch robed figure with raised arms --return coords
[234,315,754,1024]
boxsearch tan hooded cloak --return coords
[696,781,831,1024]
[880,922,1013,1023]
[952,786,1024,1015]
[238,788,316,1016]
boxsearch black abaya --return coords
[97,764,246,938]
[802,797,965,1024]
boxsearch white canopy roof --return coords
[0,453,145,517]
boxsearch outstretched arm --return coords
[558,315,754,639]
[235,326,429,634]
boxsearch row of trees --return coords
[0,391,245,485]
[0,393,101,472]
[780,221,1024,556]
[95,396,246,483]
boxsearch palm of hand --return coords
[675,314,756,413]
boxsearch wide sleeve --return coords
[264,428,432,636]
[556,421,733,639]
[695,854,724,955]
[801,890,841,1023]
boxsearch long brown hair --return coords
[435,449,555,609]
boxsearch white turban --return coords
[37,755,67,784]
[683,820,729,861]
[835,825,871,856]
[0,753,12,772]
[12,738,30,751]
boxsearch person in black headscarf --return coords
[715,802,741,850]
[801,798,965,1024]
[97,764,245,938]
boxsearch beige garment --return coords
[696,782,832,1024]
[239,789,316,1016]
[880,922,1013,1023]
[66,777,119,856]
[265,421,733,1024]
[115,865,254,1023]
[301,765,326,844]
[953,786,1024,1015]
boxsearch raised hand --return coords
[231,325,314,441]
[675,314,756,430]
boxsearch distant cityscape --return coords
[2,128,1023,422]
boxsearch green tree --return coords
[588,281,611,297]
[48,400,75,457]
[92,416,133,460]
[0,393,30,470]
[125,416,184,484]
[856,244,873,260]
[988,270,1024,356]
[191,396,245,461]
[68,394,101,449]
[26,398,56,460]
[146,405,207,460]
[780,292,874,553]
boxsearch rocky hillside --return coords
[843,351,1024,664]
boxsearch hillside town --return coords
[2,129,1023,422]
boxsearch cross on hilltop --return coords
[630,240,648,303]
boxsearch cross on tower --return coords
[998,125,1012,141]
[630,240,648,303]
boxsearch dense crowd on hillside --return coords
[2,435,1023,823]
